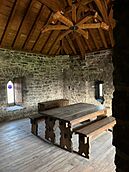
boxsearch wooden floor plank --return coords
[0,118,116,172]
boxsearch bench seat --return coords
[75,116,116,159]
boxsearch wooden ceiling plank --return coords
[62,38,73,55]
[108,28,114,47]
[38,0,63,12]
[67,0,72,7]
[56,46,61,55]
[22,3,44,49]
[94,0,108,22]
[98,28,108,48]
[42,30,60,54]
[80,0,93,6]
[23,4,46,50]
[12,0,36,48]
[76,29,88,39]
[49,30,72,54]
[66,35,77,54]
[84,38,92,51]
[29,7,52,51]
[75,34,85,57]
[94,0,114,47]
[0,0,18,45]
[72,4,77,23]
[89,29,99,50]
[109,7,116,29]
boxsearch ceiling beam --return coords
[72,4,77,23]
[23,4,45,50]
[75,34,86,57]
[12,0,37,48]
[49,30,72,54]
[89,29,99,50]
[94,0,114,47]
[84,38,92,52]
[98,28,108,48]
[38,0,63,12]
[62,38,72,55]
[42,30,60,54]
[66,35,77,54]
[32,10,52,51]
[41,25,69,33]
[22,3,43,49]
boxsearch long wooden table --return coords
[39,103,107,151]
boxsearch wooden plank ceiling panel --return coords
[32,10,52,52]
[1,0,32,47]
[22,4,44,50]
[0,0,115,58]
[42,30,60,54]
[12,0,42,49]
[0,0,15,44]
[25,5,51,51]
[75,33,86,57]
[62,37,73,55]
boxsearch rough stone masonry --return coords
[0,48,113,122]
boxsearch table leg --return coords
[59,121,72,152]
[45,117,56,143]
[78,134,90,159]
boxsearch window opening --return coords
[7,81,14,104]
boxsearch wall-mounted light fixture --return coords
[95,80,104,104]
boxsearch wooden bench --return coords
[30,99,69,135]
[74,116,116,159]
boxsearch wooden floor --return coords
[0,118,116,172]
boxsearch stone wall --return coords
[0,48,113,122]
[64,49,113,115]
[0,48,69,121]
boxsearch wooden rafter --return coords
[22,3,43,49]
[75,34,85,57]
[23,4,45,50]
[12,0,37,48]
[32,10,52,51]
[66,35,77,54]
[94,0,114,47]
[72,4,77,23]
[42,30,60,54]
[38,0,63,12]
[84,38,92,52]
[49,30,72,54]
[0,0,115,57]
[79,22,109,30]
[98,28,108,48]
[0,0,19,45]
[41,25,69,33]
[89,29,99,50]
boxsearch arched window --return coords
[7,81,14,104]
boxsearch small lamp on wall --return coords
[95,80,104,104]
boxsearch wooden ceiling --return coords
[0,0,115,57]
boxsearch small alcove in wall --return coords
[95,80,104,104]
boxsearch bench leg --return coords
[78,134,90,159]
[59,121,72,152]
[45,117,56,143]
